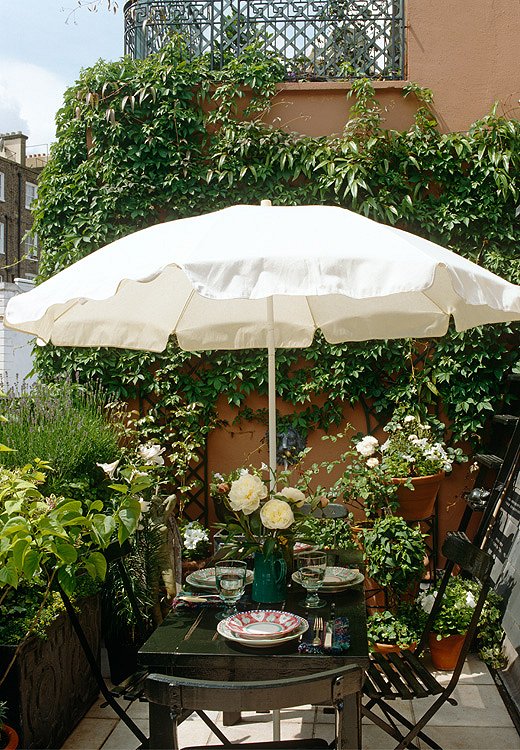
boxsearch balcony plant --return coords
[355,414,466,520]
[418,575,505,670]
[294,515,357,554]
[367,602,425,653]
[180,520,212,576]
[363,515,427,611]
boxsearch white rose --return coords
[356,436,379,457]
[366,457,379,468]
[404,415,415,423]
[228,472,267,515]
[139,498,151,514]
[260,498,295,530]
[279,487,306,507]
[138,443,165,465]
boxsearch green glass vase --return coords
[252,551,287,604]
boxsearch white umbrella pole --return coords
[267,295,277,493]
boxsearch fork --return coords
[312,617,324,646]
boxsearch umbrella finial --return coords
[260,199,272,206]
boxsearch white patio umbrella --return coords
[4,202,520,488]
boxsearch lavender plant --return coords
[0,381,120,495]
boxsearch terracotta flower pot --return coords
[182,558,210,579]
[373,642,416,654]
[1,724,19,750]
[392,472,445,521]
[428,632,465,670]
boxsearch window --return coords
[25,181,38,209]
[0,172,4,201]
[0,221,4,254]
[24,233,38,260]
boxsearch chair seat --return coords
[364,650,444,701]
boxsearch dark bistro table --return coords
[139,582,369,749]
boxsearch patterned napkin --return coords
[298,616,351,655]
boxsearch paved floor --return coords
[62,654,520,749]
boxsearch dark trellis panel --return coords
[124,0,405,80]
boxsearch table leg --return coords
[340,693,362,750]
[149,701,176,749]
[222,711,242,726]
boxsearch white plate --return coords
[186,568,254,590]
[225,610,302,639]
[291,569,364,591]
[322,567,361,586]
[217,618,309,648]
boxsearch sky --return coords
[0,0,124,151]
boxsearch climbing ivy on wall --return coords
[32,38,519,446]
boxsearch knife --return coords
[324,620,333,650]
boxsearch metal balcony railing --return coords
[123,0,404,81]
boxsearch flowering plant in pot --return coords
[418,576,477,670]
[179,521,212,573]
[215,468,315,602]
[356,414,466,520]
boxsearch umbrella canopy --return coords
[5,203,520,480]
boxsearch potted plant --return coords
[355,414,466,520]
[419,575,478,670]
[180,520,212,576]
[0,701,18,750]
[363,515,427,611]
[367,602,425,653]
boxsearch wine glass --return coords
[296,550,327,609]
[215,559,248,620]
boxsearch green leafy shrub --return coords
[295,516,357,552]
[363,516,427,606]
[367,603,425,648]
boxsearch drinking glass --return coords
[215,559,248,620]
[296,550,327,609]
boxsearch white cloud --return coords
[0,59,66,149]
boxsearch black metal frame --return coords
[123,0,405,80]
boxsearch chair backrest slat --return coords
[146,665,363,714]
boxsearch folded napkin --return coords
[298,617,351,655]
[172,593,222,609]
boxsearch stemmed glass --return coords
[215,559,248,620]
[296,550,327,609]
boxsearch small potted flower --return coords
[418,576,477,670]
[180,520,212,576]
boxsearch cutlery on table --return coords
[324,620,333,650]
[177,593,221,603]
[312,617,324,646]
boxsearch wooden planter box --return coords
[0,595,101,749]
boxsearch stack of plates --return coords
[185,567,254,591]
[292,566,364,593]
[217,610,308,648]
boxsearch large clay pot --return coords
[428,632,465,670]
[392,472,445,521]
[1,724,19,749]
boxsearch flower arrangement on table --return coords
[213,467,314,560]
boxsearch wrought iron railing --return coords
[123,0,404,80]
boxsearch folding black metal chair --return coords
[145,664,364,750]
[361,532,493,750]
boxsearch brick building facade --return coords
[0,131,42,283]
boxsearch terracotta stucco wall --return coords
[261,0,520,136]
